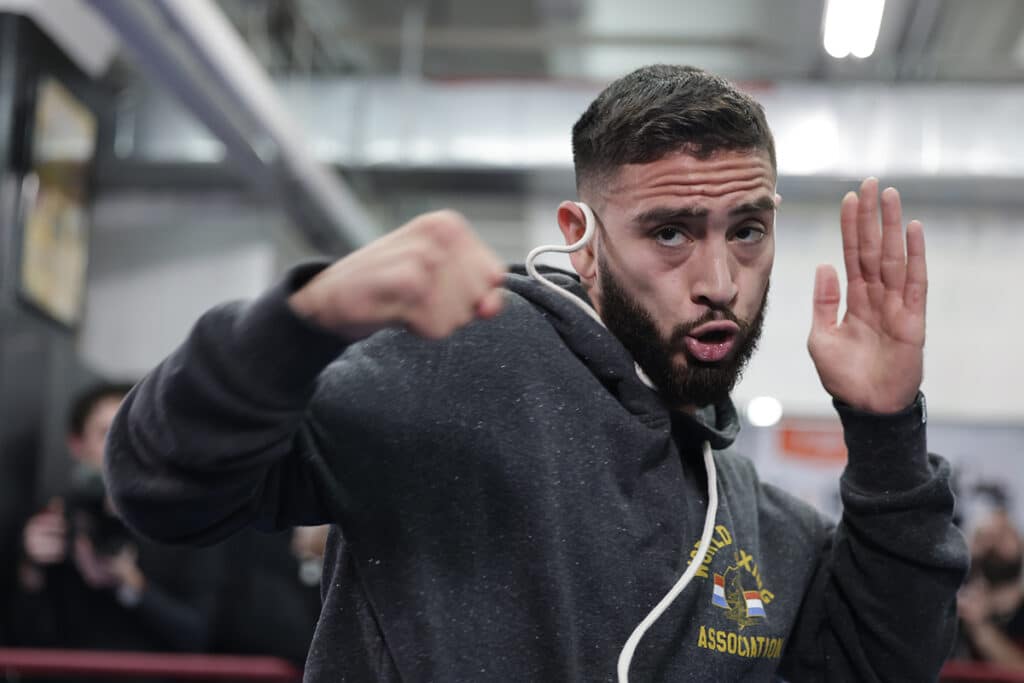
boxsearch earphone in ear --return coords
[524,202,604,327]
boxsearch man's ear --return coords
[557,201,597,285]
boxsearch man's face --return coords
[582,149,776,409]
[70,396,123,470]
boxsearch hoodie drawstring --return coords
[616,440,719,683]
[525,204,721,682]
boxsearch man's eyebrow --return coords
[631,196,776,225]
[632,206,709,224]
[729,196,776,215]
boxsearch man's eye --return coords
[733,225,766,243]
[655,227,687,246]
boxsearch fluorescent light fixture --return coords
[746,396,783,428]
[823,0,886,59]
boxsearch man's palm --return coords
[808,179,926,414]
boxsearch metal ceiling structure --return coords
[82,0,381,253]
[15,0,1023,254]
[215,0,1024,83]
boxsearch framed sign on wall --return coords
[16,77,96,329]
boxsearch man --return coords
[105,65,967,681]
[10,383,223,665]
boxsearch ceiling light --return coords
[823,0,886,59]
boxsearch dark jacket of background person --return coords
[0,440,35,644]
[103,265,968,682]
[211,527,321,665]
[9,530,223,653]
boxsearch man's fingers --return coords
[811,264,841,333]
[840,191,861,285]
[857,178,881,284]
[462,242,506,300]
[476,288,506,319]
[904,219,927,315]
[879,187,906,293]
[293,207,508,342]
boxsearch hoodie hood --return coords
[505,264,740,451]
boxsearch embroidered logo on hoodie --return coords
[689,523,776,627]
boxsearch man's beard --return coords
[596,254,768,408]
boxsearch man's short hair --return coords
[68,382,134,436]
[572,64,776,194]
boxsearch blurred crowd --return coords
[0,382,326,681]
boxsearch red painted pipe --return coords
[2,650,1014,682]
[941,660,1024,682]
[0,648,302,681]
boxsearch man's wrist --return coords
[115,581,143,607]
[17,560,46,592]
[114,569,146,607]
[838,391,931,492]
[121,565,146,593]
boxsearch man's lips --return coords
[683,321,740,363]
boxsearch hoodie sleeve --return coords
[777,394,969,683]
[104,263,351,545]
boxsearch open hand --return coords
[808,178,926,413]
[22,499,67,566]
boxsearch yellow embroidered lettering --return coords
[737,549,754,572]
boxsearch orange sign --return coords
[777,419,848,464]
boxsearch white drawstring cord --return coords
[524,202,721,682]
[616,440,718,683]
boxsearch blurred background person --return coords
[956,503,1024,669]
[7,383,224,672]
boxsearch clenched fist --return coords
[290,210,506,341]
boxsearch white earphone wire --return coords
[616,440,719,682]
[524,202,721,682]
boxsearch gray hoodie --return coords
[106,264,967,682]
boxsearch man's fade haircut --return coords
[68,381,134,436]
[572,64,776,195]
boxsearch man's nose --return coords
[689,241,738,309]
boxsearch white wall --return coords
[80,244,275,378]
[78,192,287,378]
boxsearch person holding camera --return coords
[9,383,224,666]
